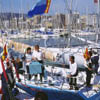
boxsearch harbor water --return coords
[11,34,98,48]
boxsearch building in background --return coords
[0,12,98,32]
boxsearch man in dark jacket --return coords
[91,51,99,74]
[1,61,15,100]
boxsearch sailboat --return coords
[15,0,100,100]
[0,0,100,100]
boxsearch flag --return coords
[0,45,15,100]
[28,0,51,17]
[2,44,8,61]
[0,58,14,100]
[3,44,8,56]
[83,48,89,59]
[94,0,98,3]
[45,0,51,13]
[0,44,8,74]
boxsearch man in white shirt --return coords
[32,45,44,82]
[32,50,43,61]
[25,47,32,80]
[67,56,78,90]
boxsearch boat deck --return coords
[15,68,100,100]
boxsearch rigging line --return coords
[71,34,99,47]
[64,0,70,13]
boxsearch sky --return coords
[0,0,97,15]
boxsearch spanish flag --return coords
[45,0,51,13]
[0,44,8,74]
[28,0,51,17]
[2,44,8,61]
[83,48,89,59]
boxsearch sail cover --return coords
[28,0,51,17]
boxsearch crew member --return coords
[67,56,78,90]
[32,45,44,82]
[84,51,93,87]
[11,57,21,82]
[25,47,32,80]
[91,50,99,74]
[1,61,15,100]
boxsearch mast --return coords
[0,0,2,30]
[96,0,100,43]
[21,0,23,32]
[0,0,4,30]
[98,0,100,27]
[67,0,73,47]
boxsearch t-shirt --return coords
[25,53,32,66]
[69,62,77,75]
[32,50,43,61]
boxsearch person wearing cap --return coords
[67,55,78,90]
